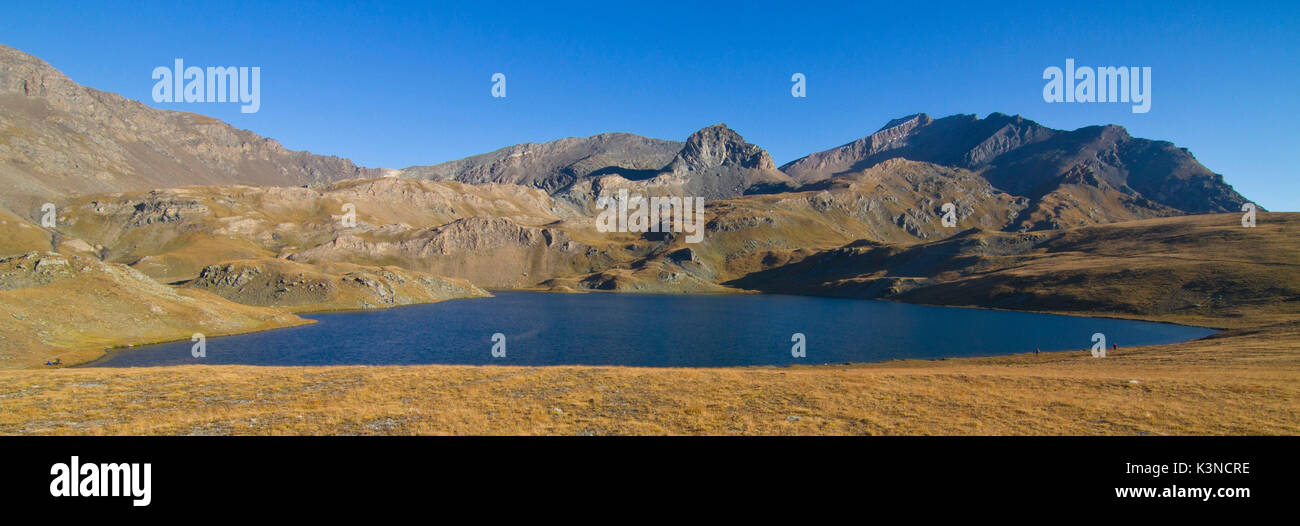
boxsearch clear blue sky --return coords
[3,0,1297,210]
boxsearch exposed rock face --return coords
[659,123,796,199]
[780,113,936,183]
[286,216,604,289]
[779,113,1251,229]
[781,113,1055,182]
[548,124,798,210]
[186,258,489,312]
[405,124,795,205]
[400,133,682,192]
[665,123,775,173]
[0,44,380,212]
[417,217,572,255]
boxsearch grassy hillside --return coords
[728,212,1300,329]
[0,252,308,368]
[0,208,51,255]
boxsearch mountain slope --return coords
[405,124,795,203]
[780,113,1251,230]
[656,123,796,199]
[399,132,681,192]
[541,158,1026,292]
[726,212,1300,328]
[0,44,380,212]
[49,177,584,283]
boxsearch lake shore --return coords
[33,289,1236,369]
[3,318,1295,435]
[77,290,1218,368]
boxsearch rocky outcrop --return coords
[658,124,796,200]
[0,252,307,367]
[664,124,775,174]
[186,258,489,312]
[286,216,606,289]
[401,133,682,192]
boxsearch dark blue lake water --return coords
[85,291,1217,367]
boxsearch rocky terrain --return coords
[49,177,586,283]
[17,157,1028,295]
[781,113,1251,231]
[285,215,609,289]
[185,258,489,312]
[400,132,682,193]
[0,43,1285,368]
[0,44,379,214]
[405,123,797,209]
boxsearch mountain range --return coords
[1,43,1285,367]
[1,43,1249,229]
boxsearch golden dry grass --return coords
[1,321,1295,435]
[0,253,310,368]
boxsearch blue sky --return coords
[3,0,1297,210]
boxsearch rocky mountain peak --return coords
[876,113,932,133]
[666,123,776,174]
[400,132,682,193]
